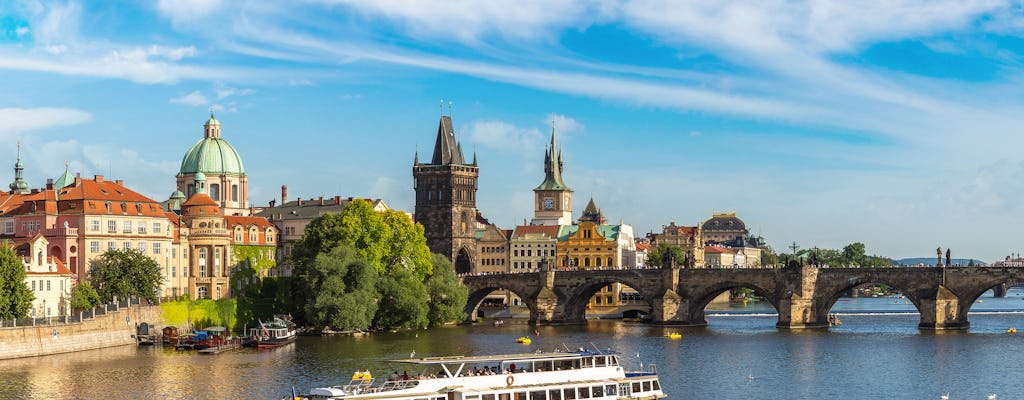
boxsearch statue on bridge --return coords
[937,247,942,267]
[946,248,951,267]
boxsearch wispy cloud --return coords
[0,107,92,137]
[170,91,209,106]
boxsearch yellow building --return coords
[648,221,705,267]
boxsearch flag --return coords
[258,319,270,336]
[291,386,299,400]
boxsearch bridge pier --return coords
[917,285,970,330]
[992,284,1007,298]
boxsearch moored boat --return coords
[290,349,667,400]
[246,317,296,350]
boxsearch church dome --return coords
[178,114,246,176]
[702,213,746,232]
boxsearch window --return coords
[108,241,115,250]
[197,286,207,299]
[90,241,99,253]
[172,248,177,258]
[122,221,131,233]
[138,242,146,252]
[153,222,162,234]
[123,241,131,250]
[46,280,51,291]
[153,243,161,254]
[266,230,274,243]
[171,266,176,277]
[235,231,242,241]
[3,221,11,233]
[231,184,238,202]
[138,221,146,234]
[108,220,117,233]
[31,280,36,291]
[249,230,257,242]
[91,220,100,232]
[187,184,195,197]
[210,183,220,201]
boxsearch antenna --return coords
[439,99,444,116]
[448,100,453,118]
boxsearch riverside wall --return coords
[0,305,164,360]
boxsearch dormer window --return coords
[135,203,142,213]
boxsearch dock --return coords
[197,339,243,355]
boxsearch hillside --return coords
[894,257,986,266]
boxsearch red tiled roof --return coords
[55,177,167,217]
[224,215,274,229]
[512,225,560,239]
[704,245,734,254]
[25,256,74,276]
[182,193,219,207]
[635,242,651,251]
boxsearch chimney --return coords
[281,185,288,204]
[115,179,123,186]
[94,175,104,183]
[334,195,341,204]
[46,179,54,190]
[269,199,276,207]
[297,197,302,206]
[319,196,324,205]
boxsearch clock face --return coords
[543,197,555,210]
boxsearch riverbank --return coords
[0,304,163,360]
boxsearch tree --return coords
[645,243,686,268]
[89,249,163,302]
[374,268,428,329]
[425,253,468,326]
[303,246,379,331]
[759,246,779,267]
[842,242,868,266]
[70,280,101,311]
[0,245,33,319]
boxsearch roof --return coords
[0,177,168,218]
[511,225,560,240]
[702,212,746,232]
[704,245,735,254]
[225,215,275,230]
[256,197,387,221]
[579,198,605,224]
[181,193,221,216]
[558,224,620,242]
[534,127,571,191]
[392,351,616,365]
[179,137,245,176]
[427,115,466,165]
[635,242,651,251]
[25,256,73,276]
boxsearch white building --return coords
[20,234,73,317]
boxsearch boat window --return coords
[530,391,547,400]
[642,381,651,392]
[466,396,480,400]
[591,386,603,397]
[632,382,641,393]
[563,387,576,400]
[652,380,660,391]
[498,394,510,400]
[618,383,631,396]
[515,392,527,400]
[482,395,495,400]
[548,389,562,400]
[578,386,591,399]
[594,357,606,367]
[608,357,618,366]
[605,385,617,395]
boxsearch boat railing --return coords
[340,379,420,395]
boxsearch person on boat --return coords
[510,363,516,373]
[402,371,409,380]
[390,371,399,381]
[362,370,372,382]
[352,371,363,381]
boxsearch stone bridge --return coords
[461,265,1024,330]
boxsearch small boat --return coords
[291,349,667,400]
[1008,327,1017,334]
[663,333,682,339]
[515,337,532,344]
[246,316,297,350]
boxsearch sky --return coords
[2,1,1024,262]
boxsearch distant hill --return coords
[894,257,986,266]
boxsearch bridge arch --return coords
[684,280,780,325]
[463,284,536,323]
[817,278,926,323]
[957,278,1024,317]
[560,277,654,322]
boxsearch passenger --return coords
[402,371,409,380]
[353,371,363,381]
[363,370,372,382]
[390,371,400,381]
[510,363,516,373]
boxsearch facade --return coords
[256,189,388,277]
[17,234,73,317]
[176,114,250,216]
[701,212,748,243]
[704,245,740,267]
[413,115,479,274]
[531,128,573,226]
[648,222,705,268]
[474,213,509,274]
[225,215,277,277]
[178,174,232,300]
[634,241,650,268]
[557,221,619,269]
[509,225,560,273]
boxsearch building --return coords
[634,241,651,268]
[509,225,560,273]
[17,234,73,317]
[176,113,250,216]
[704,245,742,267]
[531,128,573,226]
[648,221,705,267]
[256,188,389,277]
[176,174,233,300]
[474,212,509,274]
[557,221,619,269]
[413,114,479,274]
[701,212,748,243]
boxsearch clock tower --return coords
[531,127,573,226]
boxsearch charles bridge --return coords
[461,263,1024,329]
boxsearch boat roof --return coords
[391,350,617,365]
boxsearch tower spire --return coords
[9,138,29,194]
[535,124,569,191]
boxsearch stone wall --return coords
[0,305,164,360]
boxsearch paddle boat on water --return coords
[515,336,532,345]
[663,333,682,340]
[289,349,667,400]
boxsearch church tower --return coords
[413,114,478,274]
[9,140,29,194]
[531,126,573,225]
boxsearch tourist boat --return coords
[246,317,297,350]
[515,337,532,345]
[292,349,667,400]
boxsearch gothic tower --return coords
[413,115,478,274]
[531,126,573,225]
[9,140,29,194]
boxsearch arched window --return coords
[37,250,43,267]
[584,258,591,267]
[596,257,602,267]
[231,184,238,202]
[608,257,614,267]
[210,184,221,201]
[197,286,208,299]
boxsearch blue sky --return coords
[3,1,1024,262]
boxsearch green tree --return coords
[425,253,468,326]
[842,242,868,266]
[374,268,428,329]
[645,243,686,268]
[0,245,33,319]
[88,249,163,302]
[759,246,779,267]
[69,280,101,311]
[304,246,379,331]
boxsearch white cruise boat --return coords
[294,349,667,400]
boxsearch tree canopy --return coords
[70,280,101,311]
[426,253,468,326]
[645,243,687,268]
[374,267,428,329]
[88,248,163,302]
[304,245,379,331]
[0,245,33,319]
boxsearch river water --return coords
[4,290,1024,400]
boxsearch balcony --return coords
[43,227,79,237]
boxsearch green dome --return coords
[179,137,246,176]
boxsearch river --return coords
[3,289,1024,400]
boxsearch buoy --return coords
[506,375,514,386]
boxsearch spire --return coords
[579,197,605,224]
[54,160,74,199]
[429,115,466,165]
[203,110,221,139]
[534,125,570,191]
[9,139,29,194]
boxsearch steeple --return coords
[535,125,570,191]
[430,116,466,165]
[579,197,606,224]
[203,110,221,139]
[9,139,29,194]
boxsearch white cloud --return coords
[157,0,226,27]
[15,26,29,37]
[170,91,209,106]
[545,113,583,136]
[214,84,254,100]
[466,120,543,156]
[0,107,92,136]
